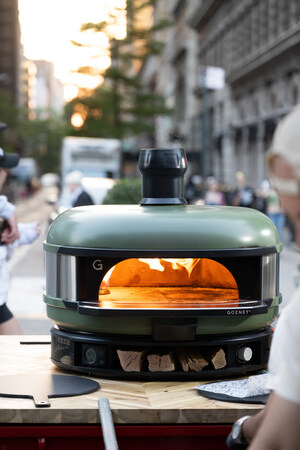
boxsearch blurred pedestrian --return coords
[0,221,40,334]
[185,174,203,204]
[0,149,19,244]
[0,146,21,333]
[264,180,286,243]
[230,171,257,208]
[227,105,300,449]
[204,176,226,206]
[255,179,268,214]
[60,170,94,208]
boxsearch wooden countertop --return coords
[0,335,263,425]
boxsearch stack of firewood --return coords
[117,347,226,372]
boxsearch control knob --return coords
[237,346,253,362]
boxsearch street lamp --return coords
[198,65,225,188]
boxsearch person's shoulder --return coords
[283,288,300,316]
[0,194,9,206]
[73,190,94,206]
[0,195,15,217]
[273,293,300,343]
[80,190,93,202]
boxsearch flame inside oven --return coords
[98,258,239,309]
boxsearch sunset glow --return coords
[18,0,126,100]
[70,113,85,129]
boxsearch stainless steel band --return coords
[45,252,278,303]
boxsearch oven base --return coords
[50,326,272,380]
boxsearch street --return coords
[6,188,300,335]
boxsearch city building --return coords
[20,59,37,119]
[0,0,21,105]
[19,59,64,119]
[149,0,300,190]
[31,60,64,119]
[0,1,64,118]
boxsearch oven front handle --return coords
[62,299,272,317]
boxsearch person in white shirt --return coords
[0,146,21,332]
[59,170,94,208]
[227,105,300,449]
[0,221,40,334]
[0,156,19,245]
[0,146,40,334]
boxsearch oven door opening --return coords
[98,258,240,309]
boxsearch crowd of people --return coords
[185,168,289,246]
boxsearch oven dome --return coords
[45,204,281,251]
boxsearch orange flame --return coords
[101,258,238,288]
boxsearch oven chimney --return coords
[138,148,188,205]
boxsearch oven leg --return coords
[98,398,119,450]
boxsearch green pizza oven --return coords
[44,148,282,379]
[44,203,281,336]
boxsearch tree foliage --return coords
[67,0,172,140]
[20,116,66,174]
[102,178,142,204]
[0,87,65,174]
[0,89,21,153]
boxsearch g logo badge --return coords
[93,259,103,270]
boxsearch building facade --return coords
[0,0,21,105]
[19,59,64,120]
[150,0,300,189]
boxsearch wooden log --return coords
[207,348,227,370]
[117,349,146,372]
[147,352,175,372]
[117,346,226,373]
[175,348,209,372]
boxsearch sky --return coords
[18,0,126,100]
